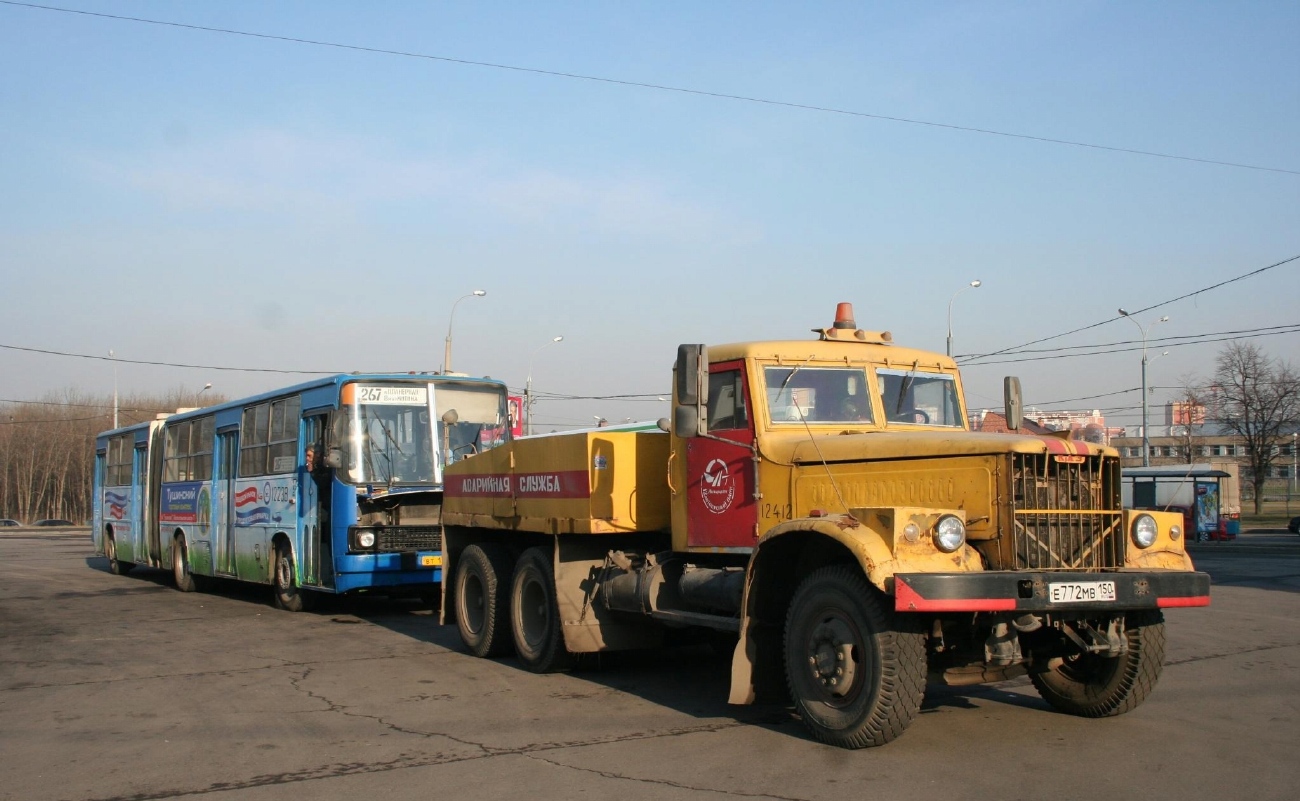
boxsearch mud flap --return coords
[555,536,665,653]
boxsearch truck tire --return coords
[784,565,926,748]
[455,543,515,658]
[510,547,573,673]
[1029,610,1166,717]
[173,535,197,593]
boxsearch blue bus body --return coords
[93,373,509,604]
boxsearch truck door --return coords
[685,362,758,549]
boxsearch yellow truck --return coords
[440,303,1209,748]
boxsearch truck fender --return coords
[729,515,893,706]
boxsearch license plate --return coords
[1049,580,1116,603]
[420,555,442,567]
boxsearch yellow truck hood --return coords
[767,430,1110,465]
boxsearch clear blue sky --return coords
[2,0,1297,430]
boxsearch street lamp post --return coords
[443,290,487,373]
[1118,309,1169,467]
[946,280,982,357]
[197,383,212,402]
[525,336,563,436]
[109,349,118,429]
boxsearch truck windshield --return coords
[764,366,875,424]
[877,369,964,427]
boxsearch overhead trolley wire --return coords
[3,1,1298,176]
[958,254,1300,364]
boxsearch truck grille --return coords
[376,526,443,553]
[1008,452,1124,571]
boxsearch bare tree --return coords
[1212,343,1300,513]
[1172,374,1208,464]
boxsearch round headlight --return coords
[1131,514,1158,549]
[358,530,376,548]
[933,515,966,553]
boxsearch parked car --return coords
[0,519,21,527]
[32,519,74,527]
[1289,516,1300,534]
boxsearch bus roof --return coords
[94,372,507,439]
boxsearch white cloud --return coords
[84,129,759,243]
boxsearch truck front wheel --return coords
[510,547,573,673]
[455,543,515,658]
[783,565,926,748]
[1029,610,1166,717]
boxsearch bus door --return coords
[214,431,238,575]
[132,444,150,567]
[300,415,332,588]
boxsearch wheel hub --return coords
[806,617,858,699]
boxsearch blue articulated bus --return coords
[92,373,511,610]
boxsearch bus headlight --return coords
[350,527,377,550]
[1131,514,1158,549]
[933,515,966,553]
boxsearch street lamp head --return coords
[1158,316,1169,323]
[970,280,981,288]
[472,289,486,297]
[1118,308,1130,317]
[552,336,564,343]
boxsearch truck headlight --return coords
[933,515,966,553]
[1131,514,1158,549]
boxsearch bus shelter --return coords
[1121,466,1234,542]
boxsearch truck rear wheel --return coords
[455,543,514,658]
[510,547,573,673]
[784,565,926,748]
[1029,610,1166,717]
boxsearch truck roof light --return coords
[833,303,857,330]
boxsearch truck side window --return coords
[707,370,747,432]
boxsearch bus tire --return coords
[272,540,311,612]
[1028,610,1166,717]
[172,535,197,593]
[510,547,572,673]
[106,532,132,575]
[455,543,514,658]
[784,565,927,749]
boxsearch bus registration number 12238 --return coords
[1049,581,1116,603]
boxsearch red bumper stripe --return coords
[894,578,1017,612]
[1157,596,1211,608]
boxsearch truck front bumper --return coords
[893,570,1210,614]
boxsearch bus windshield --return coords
[333,382,509,485]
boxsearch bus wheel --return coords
[272,541,308,612]
[510,547,572,673]
[173,535,196,592]
[1028,611,1166,717]
[784,565,927,749]
[106,534,132,575]
[455,543,514,658]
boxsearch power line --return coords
[974,323,1300,359]
[963,323,1300,367]
[3,0,1297,176]
[959,254,1300,364]
[0,342,331,375]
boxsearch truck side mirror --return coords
[1004,376,1022,431]
[673,344,708,438]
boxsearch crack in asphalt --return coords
[521,753,813,801]
[1164,640,1300,666]
[0,651,457,692]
